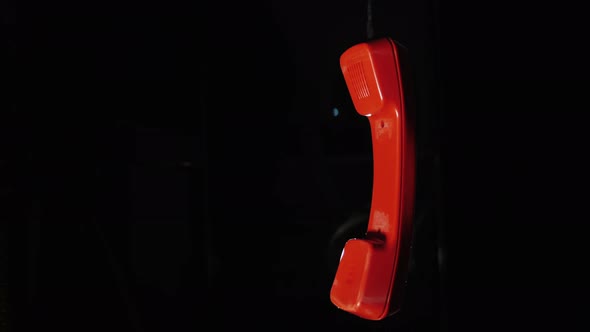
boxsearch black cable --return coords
[367,0,374,39]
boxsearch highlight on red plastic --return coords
[330,38,415,320]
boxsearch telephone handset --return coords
[330,38,416,320]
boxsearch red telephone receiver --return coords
[330,38,416,320]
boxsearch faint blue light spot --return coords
[332,107,339,117]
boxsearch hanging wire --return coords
[367,0,374,39]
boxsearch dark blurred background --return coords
[3,0,590,331]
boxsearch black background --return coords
[3,0,590,331]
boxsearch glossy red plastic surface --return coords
[330,38,415,320]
